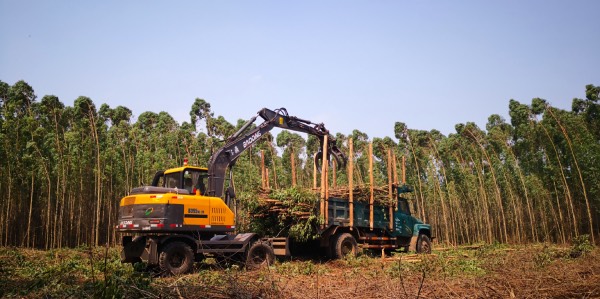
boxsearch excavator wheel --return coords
[158,241,194,275]
[246,241,275,270]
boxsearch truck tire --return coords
[416,234,432,254]
[246,241,275,270]
[333,233,358,259]
[158,241,194,275]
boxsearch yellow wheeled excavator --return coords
[117,107,346,275]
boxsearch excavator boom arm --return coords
[206,107,346,197]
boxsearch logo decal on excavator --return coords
[243,132,262,148]
[188,208,204,214]
[144,208,153,216]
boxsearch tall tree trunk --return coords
[4,164,12,246]
[291,147,296,187]
[407,135,426,222]
[471,153,493,243]
[539,120,577,239]
[25,173,34,247]
[465,129,508,243]
[546,107,594,243]
[88,109,102,246]
[553,182,567,243]
[428,135,453,245]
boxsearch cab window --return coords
[398,198,411,215]
[185,169,208,195]
[165,173,180,189]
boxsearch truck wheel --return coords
[246,241,275,270]
[416,234,432,254]
[158,241,194,275]
[333,233,358,259]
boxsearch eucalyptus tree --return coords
[155,111,181,168]
[333,132,349,187]
[372,136,397,186]
[276,130,306,187]
[99,104,134,245]
[463,122,508,243]
[424,130,453,244]
[485,114,529,243]
[73,96,103,245]
[508,99,540,241]
[102,105,134,194]
[190,98,215,153]
[543,103,597,243]
[37,95,68,248]
[132,111,159,184]
[572,84,600,140]
[1,81,37,247]
[349,129,370,186]
[0,81,7,246]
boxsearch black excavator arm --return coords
[206,107,347,198]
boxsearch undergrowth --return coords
[1,242,597,298]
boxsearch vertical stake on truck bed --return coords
[261,150,266,189]
[291,148,296,187]
[266,168,270,190]
[387,148,394,230]
[320,135,329,228]
[332,159,337,189]
[402,156,406,184]
[392,151,398,186]
[313,152,317,189]
[325,139,330,225]
[369,142,374,231]
[349,138,354,229]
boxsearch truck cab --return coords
[392,186,432,253]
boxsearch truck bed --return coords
[326,197,391,230]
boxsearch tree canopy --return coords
[0,79,598,248]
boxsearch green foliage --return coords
[533,245,561,269]
[270,187,319,206]
[275,260,327,276]
[240,187,322,241]
[288,215,321,242]
[570,234,594,257]
[0,247,152,298]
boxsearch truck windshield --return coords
[398,198,411,215]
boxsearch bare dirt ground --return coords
[152,244,600,299]
[1,243,598,298]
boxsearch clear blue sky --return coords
[1,1,598,138]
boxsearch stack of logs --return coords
[249,185,393,220]
[328,185,394,205]
[249,188,317,220]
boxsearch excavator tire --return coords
[158,241,194,275]
[246,241,275,270]
[333,233,358,259]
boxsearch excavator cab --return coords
[150,165,208,196]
